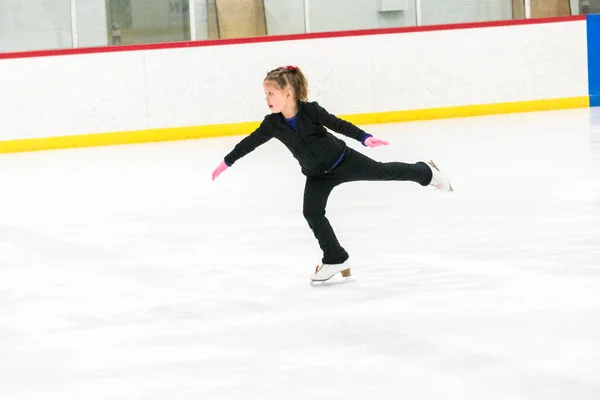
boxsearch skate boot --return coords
[427,160,453,192]
[310,259,351,282]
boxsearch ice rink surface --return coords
[1,107,600,399]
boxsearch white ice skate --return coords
[310,259,351,282]
[427,160,453,192]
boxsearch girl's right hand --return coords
[212,160,229,181]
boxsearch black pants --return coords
[303,147,433,264]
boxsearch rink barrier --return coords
[0,96,589,154]
[588,14,600,107]
[0,15,592,154]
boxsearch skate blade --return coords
[309,277,355,288]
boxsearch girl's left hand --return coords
[364,136,389,148]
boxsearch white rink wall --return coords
[0,19,589,141]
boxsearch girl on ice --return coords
[212,65,452,282]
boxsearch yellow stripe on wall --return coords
[0,96,589,154]
[0,121,262,154]
[342,96,590,125]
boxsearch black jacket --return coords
[223,101,371,176]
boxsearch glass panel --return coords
[420,0,514,26]
[530,0,572,17]
[213,0,266,39]
[512,0,526,19]
[194,0,268,40]
[1,0,593,53]
[193,0,210,40]
[569,0,600,14]
[263,0,305,36]
[75,0,109,48]
[309,0,418,32]
[0,0,73,52]
[106,0,191,46]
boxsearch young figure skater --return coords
[212,65,452,282]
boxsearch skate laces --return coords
[430,175,442,189]
[315,264,334,274]
[427,161,443,189]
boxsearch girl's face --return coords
[263,80,292,113]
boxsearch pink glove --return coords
[364,136,389,147]
[212,160,229,181]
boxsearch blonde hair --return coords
[264,65,308,101]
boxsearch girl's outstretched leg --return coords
[341,149,432,184]
[338,148,453,191]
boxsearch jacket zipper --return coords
[286,114,327,173]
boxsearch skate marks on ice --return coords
[307,253,500,292]
[307,257,488,290]
[308,260,490,290]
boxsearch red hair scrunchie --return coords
[286,65,298,71]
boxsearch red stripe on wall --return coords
[0,15,586,61]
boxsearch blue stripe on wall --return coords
[588,14,600,107]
